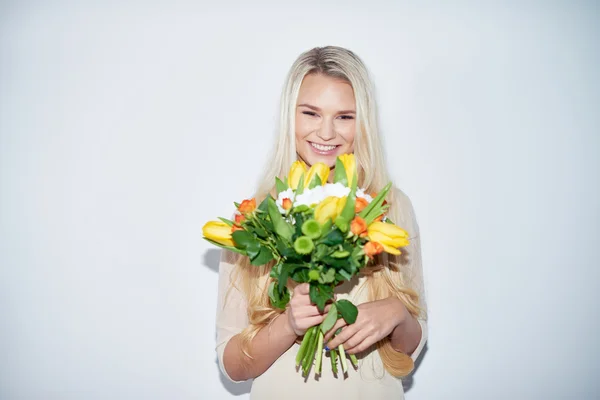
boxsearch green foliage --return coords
[268,281,290,309]
[336,299,358,324]
[307,174,322,189]
[320,303,338,333]
[275,177,288,194]
[203,238,247,255]
[218,217,234,227]
[333,157,347,186]
[267,196,294,241]
[359,182,392,225]
[309,283,334,312]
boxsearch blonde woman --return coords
[215,46,427,399]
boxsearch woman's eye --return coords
[339,115,354,120]
[302,111,318,117]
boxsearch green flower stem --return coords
[330,348,338,375]
[349,353,359,369]
[296,326,314,367]
[302,327,319,375]
[314,330,324,375]
[338,344,348,374]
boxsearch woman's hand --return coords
[286,283,332,337]
[323,297,409,354]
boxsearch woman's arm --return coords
[216,253,328,382]
[222,312,297,381]
[388,298,423,355]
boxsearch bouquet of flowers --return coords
[202,153,410,377]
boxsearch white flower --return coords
[356,188,373,203]
[322,182,350,198]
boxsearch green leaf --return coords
[275,177,288,194]
[249,224,268,238]
[334,216,349,233]
[268,281,290,310]
[336,269,352,281]
[278,263,304,292]
[233,201,241,209]
[333,157,348,186]
[321,228,344,246]
[336,299,358,324]
[359,182,392,224]
[307,174,322,189]
[245,239,261,260]
[320,303,338,334]
[331,250,350,259]
[291,268,310,283]
[339,181,357,224]
[292,204,309,213]
[231,230,254,249]
[249,245,275,266]
[319,219,332,237]
[309,283,334,312]
[217,217,234,227]
[296,173,306,195]
[203,238,247,255]
[267,196,294,241]
[318,268,336,284]
[256,195,272,213]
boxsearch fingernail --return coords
[325,346,330,351]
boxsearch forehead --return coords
[297,74,356,107]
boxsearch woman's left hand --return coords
[323,297,409,354]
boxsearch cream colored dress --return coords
[215,190,428,399]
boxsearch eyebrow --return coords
[297,103,356,114]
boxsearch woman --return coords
[215,46,428,399]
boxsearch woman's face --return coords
[295,73,356,170]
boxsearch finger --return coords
[296,305,328,318]
[294,283,310,295]
[298,315,326,331]
[326,324,359,350]
[340,330,369,353]
[345,335,375,355]
[323,318,348,343]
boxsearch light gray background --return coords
[1,1,598,399]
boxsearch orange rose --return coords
[364,241,384,258]
[238,198,256,214]
[350,216,367,236]
[355,197,368,213]
[282,198,292,211]
[234,214,245,224]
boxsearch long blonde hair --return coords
[227,46,426,377]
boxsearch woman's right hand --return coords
[286,283,332,337]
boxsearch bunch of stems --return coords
[295,325,359,377]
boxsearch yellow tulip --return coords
[305,162,330,187]
[367,221,410,255]
[202,221,235,247]
[339,153,357,187]
[314,196,342,224]
[288,160,308,189]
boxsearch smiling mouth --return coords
[309,141,340,152]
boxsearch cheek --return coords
[338,122,356,146]
[295,115,314,141]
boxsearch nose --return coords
[316,118,336,141]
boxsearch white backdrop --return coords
[1,1,599,399]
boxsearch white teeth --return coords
[310,142,337,151]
